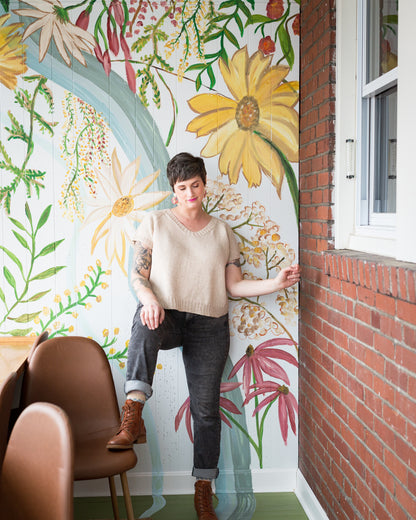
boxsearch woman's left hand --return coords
[275,264,301,290]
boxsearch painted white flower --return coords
[13,0,96,66]
[83,148,170,275]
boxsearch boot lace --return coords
[195,481,216,515]
[119,402,138,434]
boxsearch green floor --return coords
[74,493,309,519]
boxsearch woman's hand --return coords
[140,301,165,330]
[274,264,301,290]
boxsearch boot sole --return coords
[106,435,147,450]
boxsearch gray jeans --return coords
[126,306,230,480]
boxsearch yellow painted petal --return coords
[200,119,238,158]
[91,212,111,254]
[247,51,272,96]
[111,148,123,193]
[254,65,290,102]
[251,133,285,196]
[188,93,237,114]
[241,133,262,187]
[218,131,248,184]
[219,47,248,101]
[257,108,299,162]
[187,108,236,137]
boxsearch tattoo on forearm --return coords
[226,258,241,268]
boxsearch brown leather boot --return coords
[194,480,218,520]
[107,399,146,450]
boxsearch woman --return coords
[107,152,301,520]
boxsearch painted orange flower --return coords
[0,14,28,89]
[186,46,299,196]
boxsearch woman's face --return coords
[173,175,205,209]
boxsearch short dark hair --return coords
[166,152,207,189]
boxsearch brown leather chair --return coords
[0,402,74,520]
[21,336,138,520]
[0,372,18,474]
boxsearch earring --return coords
[172,195,178,205]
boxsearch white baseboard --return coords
[74,468,297,497]
[295,470,329,520]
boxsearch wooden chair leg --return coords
[120,471,135,520]
[108,476,120,520]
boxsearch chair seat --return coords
[74,427,137,480]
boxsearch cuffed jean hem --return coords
[125,380,153,399]
[192,467,219,480]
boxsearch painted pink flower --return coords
[110,0,124,28]
[266,0,284,20]
[75,9,90,31]
[175,382,242,443]
[228,338,298,396]
[244,382,298,445]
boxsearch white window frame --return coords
[357,0,397,229]
[335,0,416,262]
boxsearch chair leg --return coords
[120,471,135,520]
[108,476,120,520]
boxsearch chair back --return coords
[0,402,74,520]
[21,336,120,439]
[27,330,49,363]
[0,372,18,474]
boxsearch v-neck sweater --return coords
[132,209,240,317]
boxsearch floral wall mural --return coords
[0,0,299,517]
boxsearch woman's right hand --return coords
[140,301,165,330]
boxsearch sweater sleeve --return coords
[225,222,241,263]
[132,212,154,249]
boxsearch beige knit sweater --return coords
[132,209,241,317]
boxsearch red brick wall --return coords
[299,2,416,519]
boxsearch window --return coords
[335,0,416,262]
[358,0,398,227]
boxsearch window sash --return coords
[357,0,397,228]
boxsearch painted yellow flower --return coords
[187,46,299,196]
[0,14,28,89]
[13,0,96,67]
[83,148,170,276]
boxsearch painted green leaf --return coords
[0,245,23,274]
[207,65,216,90]
[234,12,244,36]
[0,286,5,303]
[30,265,65,281]
[219,0,237,8]
[3,266,16,289]
[0,0,10,12]
[204,31,223,43]
[12,230,30,250]
[248,14,270,24]
[36,205,52,231]
[22,289,51,302]
[278,24,294,68]
[5,328,33,336]
[224,28,240,49]
[8,217,26,232]
[383,14,398,24]
[25,201,32,224]
[8,311,41,323]
[37,239,64,257]
[186,63,208,72]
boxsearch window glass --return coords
[366,0,398,83]
[372,86,397,213]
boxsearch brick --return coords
[397,300,416,327]
[357,286,375,306]
[384,448,408,483]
